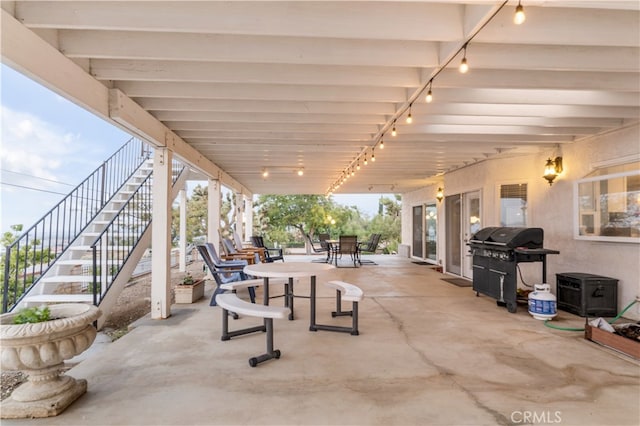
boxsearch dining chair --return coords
[358,233,381,265]
[250,236,284,262]
[336,235,359,267]
[305,233,330,263]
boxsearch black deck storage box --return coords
[556,272,618,317]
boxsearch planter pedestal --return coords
[1,375,87,418]
[0,304,101,419]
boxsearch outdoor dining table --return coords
[244,262,334,329]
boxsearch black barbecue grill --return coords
[469,227,559,313]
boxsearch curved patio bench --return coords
[311,280,363,335]
[216,293,289,367]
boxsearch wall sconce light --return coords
[543,157,563,186]
[436,187,444,202]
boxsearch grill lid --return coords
[470,227,544,249]
[469,227,500,243]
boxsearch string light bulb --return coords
[514,1,526,25]
[406,104,413,124]
[262,169,269,178]
[297,168,304,176]
[371,148,376,162]
[364,154,368,165]
[391,120,397,137]
[459,46,469,73]
[380,138,385,149]
[351,167,355,177]
[425,81,433,103]
[357,160,361,170]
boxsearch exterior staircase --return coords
[1,137,188,329]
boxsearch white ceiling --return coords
[4,1,639,195]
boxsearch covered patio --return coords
[4,255,639,426]
[2,0,638,323]
[1,2,639,424]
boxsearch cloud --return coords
[1,106,80,187]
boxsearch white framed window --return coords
[499,183,528,227]
[574,160,640,243]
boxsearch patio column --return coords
[151,148,173,320]
[245,196,253,242]
[208,178,221,251]
[178,187,187,272]
[235,192,244,239]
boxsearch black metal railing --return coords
[90,174,153,305]
[1,137,151,312]
[90,159,186,305]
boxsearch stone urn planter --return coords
[0,303,101,418]
[174,279,205,303]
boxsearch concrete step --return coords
[56,259,94,266]
[56,259,119,266]
[22,294,95,304]
[68,245,134,252]
[41,275,95,283]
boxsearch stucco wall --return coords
[402,123,640,320]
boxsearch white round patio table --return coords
[244,262,334,327]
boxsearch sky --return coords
[0,64,390,234]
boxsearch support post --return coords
[245,196,253,243]
[235,191,243,240]
[208,178,221,251]
[178,187,187,272]
[151,148,173,320]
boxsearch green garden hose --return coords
[543,299,638,331]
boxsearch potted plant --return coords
[174,273,205,303]
[0,303,101,418]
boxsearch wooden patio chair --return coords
[250,236,284,262]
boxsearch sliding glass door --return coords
[412,205,423,257]
[425,203,437,261]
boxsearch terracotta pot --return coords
[0,303,101,418]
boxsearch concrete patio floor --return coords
[5,255,639,426]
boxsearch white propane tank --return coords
[528,284,557,320]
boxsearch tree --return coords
[367,195,402,253]
[0,224,53,312]
[254,195,347,253]
[171,185,235,245]
[219,191,235,239]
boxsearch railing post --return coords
[2,246,11,313]
[92,244,98,306]
[100,162,107,206]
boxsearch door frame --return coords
[445,189,482,277]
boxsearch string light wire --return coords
[327,0,511,194]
